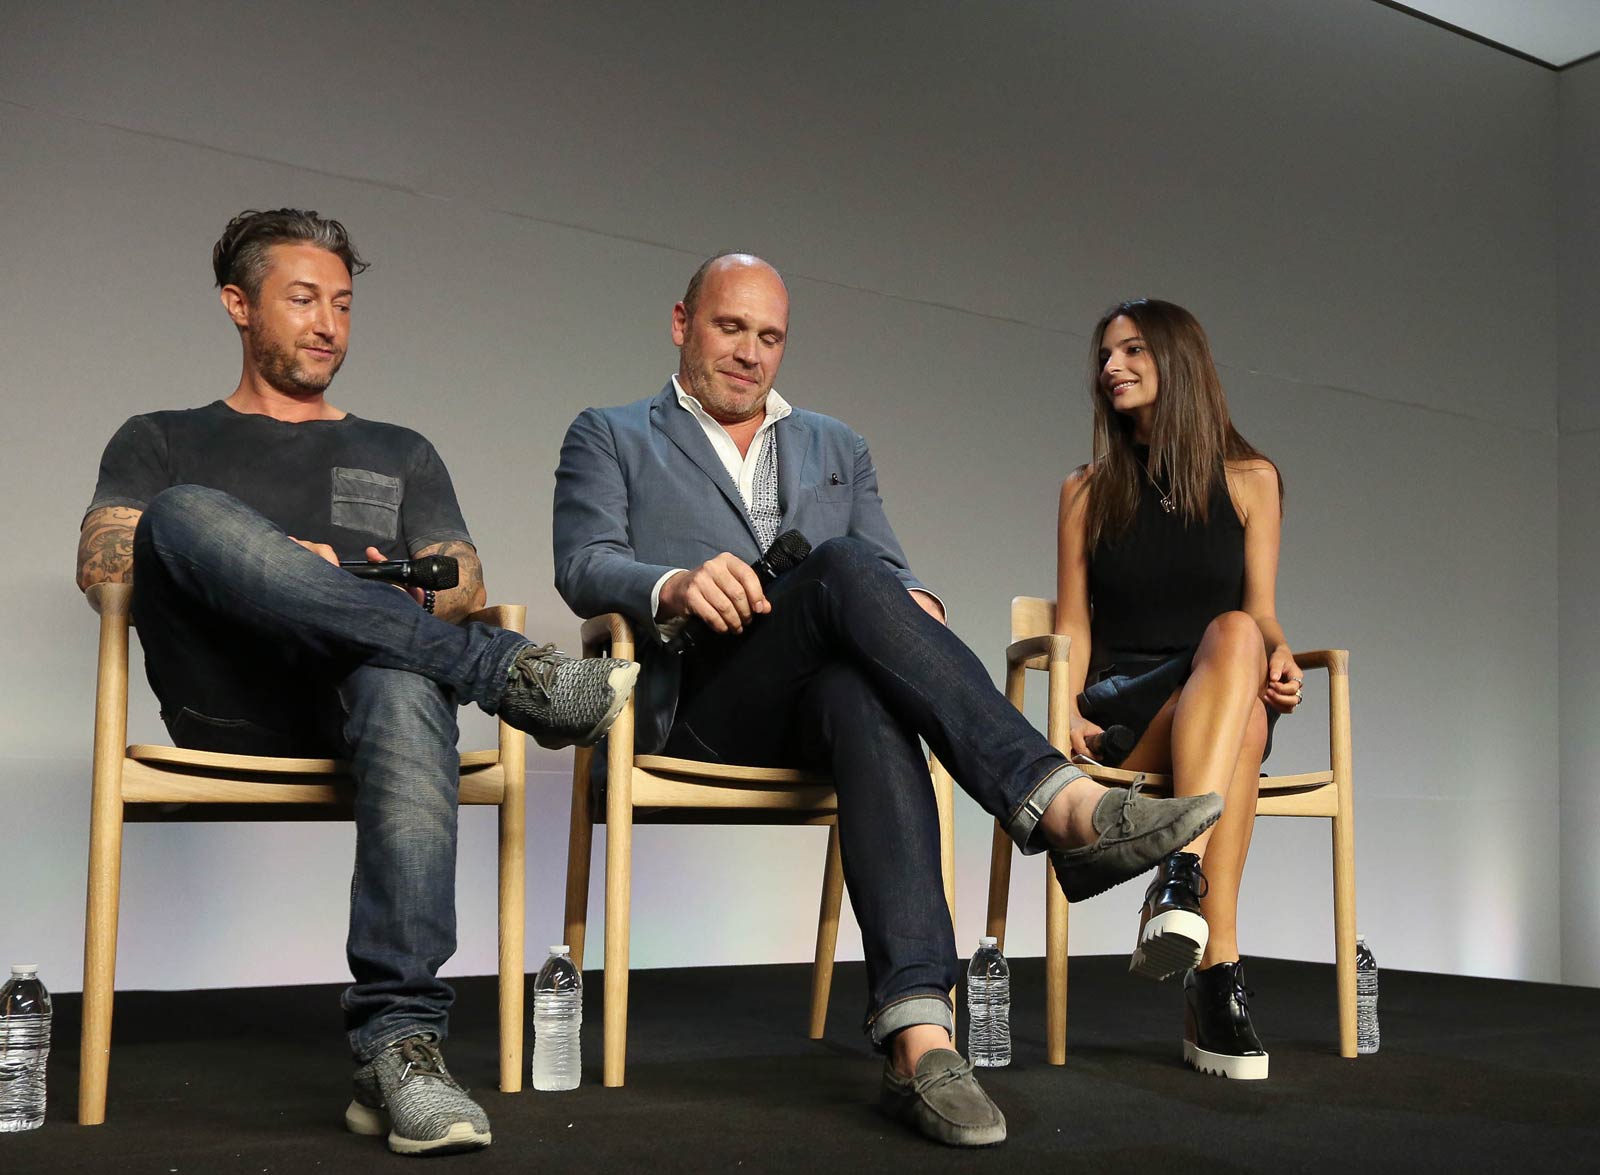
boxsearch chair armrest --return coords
[1293,649,1349,676]
[466,603,526,636]
[1006,633,1070,673]
[86,581,133,618]
[580,612,637,661]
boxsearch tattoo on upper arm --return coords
[77,506,142,590]
[414,539,485,618]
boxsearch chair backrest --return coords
[1011,596,1056,645]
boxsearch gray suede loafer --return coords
[880,1048,1007,1148]
[1050,782,1223,903]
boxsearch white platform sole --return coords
[1130,908,1209,980]
[1183,1039,1269,1080]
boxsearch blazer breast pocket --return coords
[810,483,852,505]
[331,466,402,541]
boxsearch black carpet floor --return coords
[6,956,1598,1174]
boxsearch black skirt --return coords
[1079,650,1278,765]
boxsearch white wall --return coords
[0,0,1577,998]
[1558,55,1600,986]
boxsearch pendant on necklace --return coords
[1159,495,1176,515]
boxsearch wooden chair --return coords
[79,582,528,1125]
[563,612,958,1087]
[984,596,1357,1063]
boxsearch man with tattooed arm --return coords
[76,209,637,1156]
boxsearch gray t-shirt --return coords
[87,400,472,557]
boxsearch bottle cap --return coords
[550,945,570,955]
[978,936,997,948]
[10,965,38,976]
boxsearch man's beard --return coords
[684,354,765,424]
[252,333,343,395]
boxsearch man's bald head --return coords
[672,253,790,426]
[681,252,787,319]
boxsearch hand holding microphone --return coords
[338,551,460,590]
[661,530,811,653]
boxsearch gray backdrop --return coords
[1,0,1592,997]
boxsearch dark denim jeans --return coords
[664,537,1077,1045]
[131,485,528,1060]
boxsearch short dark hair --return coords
[681,251,769,316]
[212,208,369,299]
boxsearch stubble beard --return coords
[252,332,342,396]
[684,355,766,426]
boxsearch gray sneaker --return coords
[345,1035,492,1156]
[497,642,640,750]
[1050,782,1223,903]
[880,1048,1007,1148]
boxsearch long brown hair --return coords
[1081,298,1279,550]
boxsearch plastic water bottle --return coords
[966,937,1011,1068]
[532,945,582,1091]
[0,965,52,1132]
[1356,935,1379,1055]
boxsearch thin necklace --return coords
[1140,456,1177,515]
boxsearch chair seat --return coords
[128,744,502,773]
[1078,763,1335,792]
[595,755,838,823]
[119,746,508,809]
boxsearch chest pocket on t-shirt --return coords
[331,467,401,541]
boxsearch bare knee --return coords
[1198,611,1267,677]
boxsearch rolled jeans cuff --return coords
[868,992,954,1048]
[1007,762,1083,854]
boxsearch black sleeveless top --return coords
[1087,450,1245,674]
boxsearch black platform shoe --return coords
[1130,851,1209,980]
[1183,960,1269,1080]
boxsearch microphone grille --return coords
[411,555,460,590]
[765,530,812,575]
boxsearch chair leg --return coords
[984,820,1012,947]
[1331,810,1358,1058]
[79,792,124,1125]
[497,784,526,1093]
[930,759,957,1036]
[564,748,594,973]
[602,802,633,1087]
[1044,867,1069,1065]
[808,823,844,1039]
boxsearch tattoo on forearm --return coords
[77,506,142,591]
[415,539,485,621]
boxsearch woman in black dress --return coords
[1055,298,1302,1080]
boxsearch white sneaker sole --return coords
[345,1099,492,1155]
[1183,1039,1269,1080]
[1130,908,1208,980]
[538,661,641,750]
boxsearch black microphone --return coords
[1084,724,1137,767]
[339,554,460,591]
[668,530,812,654]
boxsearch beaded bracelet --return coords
[423,589,436,615]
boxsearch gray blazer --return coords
[553,382,929,753]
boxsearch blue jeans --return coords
[664,537,1077,1045]
[131,485,528,1060]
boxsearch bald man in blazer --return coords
[552,252,1220,1148]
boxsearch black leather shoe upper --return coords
[1143,851,1207,918]
[1184,960,1265,1057]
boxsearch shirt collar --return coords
[671,373,792,431]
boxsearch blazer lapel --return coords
[650,383,760,544]
[776,412,812,534]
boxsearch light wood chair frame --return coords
[563,612,957,1087]
[79,581,528,1125]
[984,596,1357,1064]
